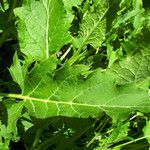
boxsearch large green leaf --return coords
[14,0,72,61]
[2,0,150,122]
[4,61,149,119]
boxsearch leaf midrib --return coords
[45,0,50,58]
[0,93,149,109]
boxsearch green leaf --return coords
[21,113,33,132]
[62,0,83,25]
[69,1,108,65]
[0,122,10,150]
[63,0,82,12]
[0,0,9,11]
[14,0,72,61]
[106,122,129,144]
[132,0,145,35]
[112,9,144,29]
[74,1,108,49]
[2,62,149,120]
[143,120,150,144]
[111,49,150,87]
[9,52,24,89]
[4,100,24,140]
[107,44,119,68]
[23,68,150,119]
[0,100,23,149]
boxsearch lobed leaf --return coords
[73,1,108,49]
[8,61,149,120]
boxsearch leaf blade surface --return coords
[14,0,72,61]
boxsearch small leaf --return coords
[143,120,150,144]
[63,0,82,12]
[4,100,24,140]
[9,52,24,89]
[106,122,129,144]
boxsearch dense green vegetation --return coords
[0,0,150,149]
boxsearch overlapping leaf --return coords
[111,47,150,87]
[63,0,82,12]
[9,52,24,89]
[73,1,108,49]
[69,0,109,65]
[63,0,83,24]
[4,101,24,139]
[14,0,72,61]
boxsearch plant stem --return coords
[8,0,19,21]
[114,135,150,149]
[30,128,42,150]
[60,46,72,61]
[0,93,23,100]
[87,117,110,147]
[38,132,62,150]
